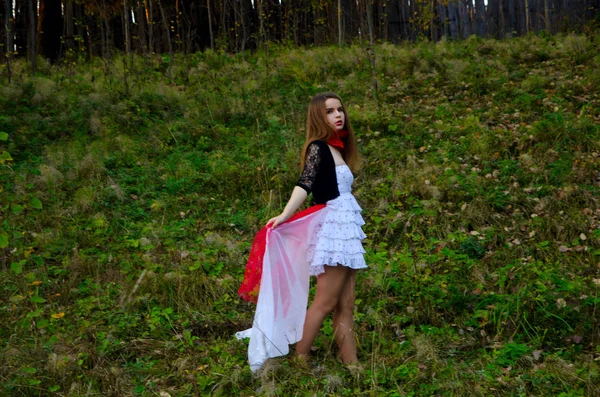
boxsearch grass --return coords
[1,33,600,396]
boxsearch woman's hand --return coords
[266,213,288,229]
[266,186,308,229]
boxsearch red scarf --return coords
[328,130,349,149]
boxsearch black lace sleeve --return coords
[296,142,321,193]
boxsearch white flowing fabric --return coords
[235,208,328,372]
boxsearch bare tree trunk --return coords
[543,0,550,32]
[507,0,516,35]
[448,0,459,39]
[64,0,75,51]
[338,0,342,47]
[501,0,507,36]
[438,0,448,39]
[365,0,378,106]
[136,0,147,54]
[409,0,418,40]
[257,0,265,49]
[146,0,154,53]
[459,0,470,38]
[467,0,476,36]
[157,0,172,81]
[123,0,130,55]
[4,0,12,80]
[97,0,112,71]
[206,0,214,50]
[525,0,530,33]
[28,0,36,71]
[232,0,239,51]
[240,0,248,53]
[475,0,485,36]
[75,3,85,53]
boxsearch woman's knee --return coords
[312,296,339,314]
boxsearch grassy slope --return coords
[1,34,600,396]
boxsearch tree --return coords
[27,0,35,70]
[475,0,486,37]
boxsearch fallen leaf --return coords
[559,245,570,252]
[51,312,65,319]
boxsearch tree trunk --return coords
[75,3,85,53]
[15,0,27,57]
[28,0,35,71]
[123,0,130,55]
[0,0,5,61]
[498,0,505,37]
[146,0,154,53]
[525,0,530,33]
[157,0,172,80]
[207,0,214,50]
[338,0,342,46]
[438,1,448,39]
[458,0,470,38]
[467,0,476,37]
[475,0,485,36]
[430,0,437,41]
[448,0,459,39]
[257,0,265,48]
[543,0,550,32]
[4,0,14,60]
[507,0,516,35]
[136,0,147,54]
[240,0,249,52]
[64,0,75,51]
[100,0,112,63]
[365,0,378,104]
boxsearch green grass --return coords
[1,34,600,396]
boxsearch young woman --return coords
[237,92,367,371]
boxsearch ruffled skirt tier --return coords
[308,193,367,276]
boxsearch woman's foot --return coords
[292,353,310,370]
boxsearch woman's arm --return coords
[266,186,308,228]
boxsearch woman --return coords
[237,92,367,371]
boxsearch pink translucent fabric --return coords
[236,205,328,372]
[238,204,325,303]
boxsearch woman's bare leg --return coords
[333,270,357,363]
[296,266,351,357]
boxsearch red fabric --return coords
[327,130,349,150]
[238,204,326,303]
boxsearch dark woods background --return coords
[1,0,600,64]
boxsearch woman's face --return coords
[324,98,345,131]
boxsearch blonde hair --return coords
[300,92,360,172]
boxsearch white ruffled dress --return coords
[236,164,367,372]
[308,164,367,276]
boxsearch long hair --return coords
[300,92,361,172]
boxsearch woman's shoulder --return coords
[307,139,328,151]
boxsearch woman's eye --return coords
[326,109,333,114]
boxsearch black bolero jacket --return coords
[296,140,340,204]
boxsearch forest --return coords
[1,0,600,396]
[1,0,600,66]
